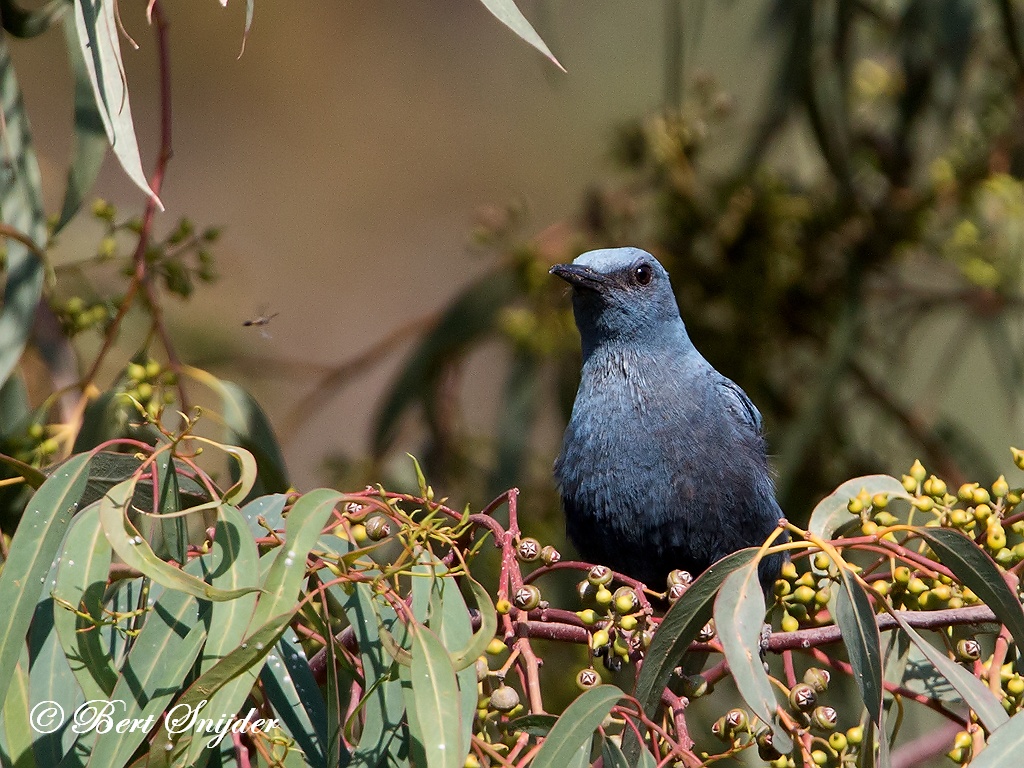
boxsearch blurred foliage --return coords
[360,0,1024,529]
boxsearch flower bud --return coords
[516,538,540,562]
[587,565,613,585]
[909,459,927,482]
[513,585,541,611]
[803,667,831,692]
[488,685,520,713]
[364,516,392,541]
[540,545,561,565]
[576,668,601,689]
[811,705,838,730]
[789,683,817,712]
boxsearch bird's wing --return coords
[716,376,763,434]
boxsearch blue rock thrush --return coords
[551,247,785,591]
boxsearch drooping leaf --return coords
[809,475,910,540]
[0,31,47,388]
[260,630,328,768]
[84,571,207,768]
[184,368,290,497]
[833,566,883,725]
[55,9,108,233]
[601,736,631,768]
[97,475,259,601]
[714,559,791,753]
[476,0,564,71]
[52,504,118,701]
[73,0,162,206]
[891,613,1008,733]
[0,453,91,707]
[408,623,463,768]
[490,350,541,497]
[633,549,757,712]
[143,611,296,768]
[178,487,341,767]
[912,526,1024,655]
[530,685,622,768]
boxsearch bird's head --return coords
[550,247,685,354]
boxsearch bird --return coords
[551,246,786,592]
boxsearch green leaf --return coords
[429,567,477,759]
[144,611,295,768]
[530,685,622,768]
[601,737,631,768]
[345,583,409,765]
[97,475,259,601]
[178,487,341,767]
[73,0,162,206]
[565,738,591,768]
[372,270,519,455]
[631,548,756,724]
[970,707,1024,767]
[260,630,328,768]
[809,475,910,540]
[833,566,882,725]
[185,369,289,497]
[477,0,564,71]
[912,527,1024,655]
[155,449,187,565]
[52,504,118,701]
[409,623,463,768]
[449,577,498,670]
[714,559,791,753]
[55,10,108,233]
[891,613,1008,733]
[1,653,33,767]
[0,32,47,388]
[635,746,658,768]
[0,453,91,707]
[86,573,207,768]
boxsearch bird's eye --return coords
[634,263,653,286]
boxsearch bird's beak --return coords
[550,264,607,291]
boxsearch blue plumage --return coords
[551,247,785,590]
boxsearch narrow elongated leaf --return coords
[714,560,791,753]
[490,351,541,497]
[565,738,591,768]
[601,737,631,768]
[73,0,161,206]
[144,611,295,768]
[97,476,259,601]
[429,568,477,759]
[409,624,462,768]
[530,685,622,768]
[636,747,658,768]
[155,449,187,564]
[85,577,206,768]
[56,10,108,233]
[0,453,91,707]
[477,0,564,70]
[261,630,327,768]
[633,549,757,712]
[449,577,498,670]
[891,613,1008,732]
[179,487,341,767]
[184,368,289,496]
[1,654,33,767]
[833,567,883,725]
[970,707,1024,767]
[626,549,758,762]
[912,527,1024,654]
[52,504,118,701]
[0,32,47,387]
[809,475,910,539]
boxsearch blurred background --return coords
[9,0,1024,538]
